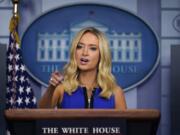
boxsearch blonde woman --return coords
[39,27,127,110]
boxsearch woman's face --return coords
[75,32,100,72]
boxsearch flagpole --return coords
[6,0,37,109]
[12,0,19,17]
[9,0,20,109]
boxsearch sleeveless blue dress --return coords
[59,86,115,109]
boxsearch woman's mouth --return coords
[80,58,89,64]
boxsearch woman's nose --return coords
[82,47,88,56]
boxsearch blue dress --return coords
[59,86,115,109]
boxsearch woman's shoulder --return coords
[113,85,124,95]
[113,85,127,110]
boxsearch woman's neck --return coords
[79,70,97,90]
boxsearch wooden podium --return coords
[5,109,160,135]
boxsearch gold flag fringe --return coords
[9,15,20,45]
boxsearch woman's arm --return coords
[38,84,64,108]
[51,84,64,108]
[114,86,127,110]
[38,85,56,108]
[38,71,63,108]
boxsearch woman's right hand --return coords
[49,71,64,87]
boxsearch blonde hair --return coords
[62,27,117,98]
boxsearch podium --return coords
[5,109,160,135]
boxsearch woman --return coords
[39,27,127,109]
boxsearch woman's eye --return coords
[77,44,83,49]
[90,47,97,51]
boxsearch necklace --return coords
[88,98,91,108]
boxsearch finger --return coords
[52,74,61,83]
[49,79,56,87]
[50,81,56,87]
[54,71,61,75]
[49,77,59,86]
[52,72,63,83]
[59,76,64,82]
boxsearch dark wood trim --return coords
[5,109,160,120]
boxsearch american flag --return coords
[6,16,37,109]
